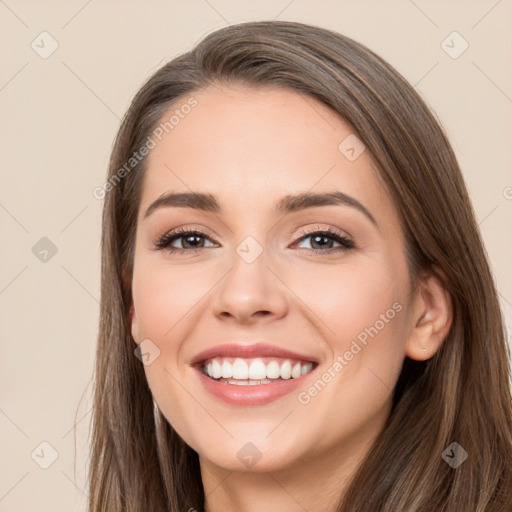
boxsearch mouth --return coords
[190,343,319,405]
[199,356,317,385]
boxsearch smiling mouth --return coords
[200,356,317,385]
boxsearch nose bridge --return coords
[212,234,288,322]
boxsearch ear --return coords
[405,267,453,361]
[129,302,140,345]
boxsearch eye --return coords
[153,228,217,254]
[153,226,356,255]
[293,227,355,253]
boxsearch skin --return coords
[129,84,452,512]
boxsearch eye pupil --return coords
[183,234,203,248]
[156,228,352,254]
[311,235,333,249]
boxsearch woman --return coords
[88,20,512,511]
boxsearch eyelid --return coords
[292,225,356,252]
[293,223,354,242]
[152,224,219,248]
[153,222,357,256]
[154,223,352,243]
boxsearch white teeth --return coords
[229,379,249,386]
[211,359,222,379]
[225,378,272,386]
[301,362,313,375]
[266,360,281,379]
[232,358,249,379]
[221,360,233,378]
[280,360,292,379]
[203,357,315,382]
[249,359,267,380]
[291,362,301,379]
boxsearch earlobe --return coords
[405,269,453,361]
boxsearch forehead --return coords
[138,84,394,226]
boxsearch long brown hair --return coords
[87,20,512,511]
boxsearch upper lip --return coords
[190,342,319,366]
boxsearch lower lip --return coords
[194,367,316,406]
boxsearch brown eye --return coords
[154,229,217,253]
[294,228,355,253]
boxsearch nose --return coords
[212,247,289,325]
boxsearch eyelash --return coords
[153,226,356,255]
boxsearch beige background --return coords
[1,1,511,510]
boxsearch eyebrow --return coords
[143,190,378,227]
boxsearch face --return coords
[130,84,417,474]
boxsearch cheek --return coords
[132,251,407,366]
[130,249,410,459]
[289,259,405,353]
[131,257,213,341]
[289,258,409,417]
[130,256,222,393]
[131,258,212,440]
[289,262,408,443]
